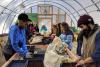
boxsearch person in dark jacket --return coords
[77,30,83,56]
[76,14,100,67]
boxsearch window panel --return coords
[65,0,82,11]
[54,0,76,13]
[86,5,97,12]
[52,15,57,25]
[97,3,100,9]
[77,0,93,7]
[3,9,11,14]
[0,6,4,13]
[0,14,8,34]
[66,14,71,26]
[70,15,77,27]
[25,8,31,13]
[92,0,100,3]
[32,6,38,13]
[59,9,65,14]
[7,0,23,10]
[0,0,12,7]
[3,15,14,33]
[13,6,21,12]
[59,15,65,23]
[89,11,100,26]
[53,6,58,14]
[78,10,87,15]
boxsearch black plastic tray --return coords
[61,62,82,67]
[27,59,44,67]
[24,54,44,60]
[27,46,35,53]
[33,54,44,60]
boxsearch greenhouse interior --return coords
[0,0,100,67]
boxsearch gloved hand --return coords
[25,52,32,58]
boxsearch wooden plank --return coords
[2,53,19,67]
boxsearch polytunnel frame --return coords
[22,1,78,21]
[1,0,99,18]
[2,1,78,33]
[1,0,100,34]
[0,0,87,18]
[0,0,89,15]
[6,2,77,33]
[11,5,74,25]
[14,0,80,21]
[74,0,100,13]
[91,0,100,11]
[1,0,90,15]
[74,0,88,14]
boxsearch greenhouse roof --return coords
[0,0,100,34]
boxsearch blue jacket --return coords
[40,26,47,31]
[91,32,100,66]
[9,25,28,56]
[59,31,74,50]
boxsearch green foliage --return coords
[27,13,38,23]
[71,27,80,32]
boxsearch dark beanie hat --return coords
[18,13,29,22]
[77,14,94,27]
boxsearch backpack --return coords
[2,37,15,55]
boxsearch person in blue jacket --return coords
[76,15,100,67]
[59,22,74,50]
[3,13,31,61]
[40,25,47,35]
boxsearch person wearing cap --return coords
[2,13,32,61]
[76,15,100,67]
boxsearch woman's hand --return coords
[75,60,85,67]
[66,48,79,61]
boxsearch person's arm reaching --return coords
[76,32,100,67]
[10,27,28,57]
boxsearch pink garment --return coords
[50,34,56,40]
[30,27,35,32]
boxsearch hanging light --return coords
[19,4,25,8]
[19,0,25,9]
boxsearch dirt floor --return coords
[0,46,6,67]
[0,36,8,66]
